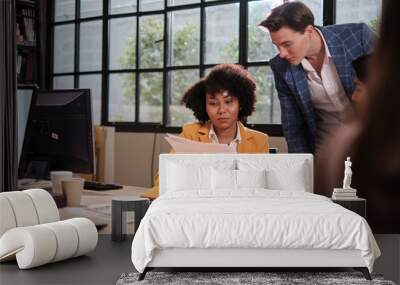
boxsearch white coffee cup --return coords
[51,171,73,194]
[61,178,84,206]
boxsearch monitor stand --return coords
[18,178,52,190]
[23,160,50,180]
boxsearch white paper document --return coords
[165,134,235,153]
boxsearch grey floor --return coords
[0,235,134,285]
[373,234,400,284]
[1,234,398,285]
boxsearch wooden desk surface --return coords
[80,185,147,204]
[59,185,148,234]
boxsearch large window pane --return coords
[336,0,381,30]
[81,0,103,18]
[248,0,281,62]
[79,74,102,125]
[300,0,323,26]
[55,0,75,22]
[168,69,198,126]
[139,0,164,12]
[109,17,136,70]
[53,24,74,73]
[53,75,74,89]
[169,9,200,66]
[247,66,281,124]
[80,21,102,72]
[139,15,164,69]
[109,73,135,122]
[139,72,162,122]
[110,0,137,14]
[205,4,239,64]
[168,0,199,6]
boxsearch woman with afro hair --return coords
[142,63,269,199]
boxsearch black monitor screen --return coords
[18,89,94,179]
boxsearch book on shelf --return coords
[332,187,358,200]
[25,52,34,82]
[16,23,24,42]
[332,192,358,197]
[332,194,359,200]
[17,55,26,81]
[17,51,34,83]
[17,55,23,78]
[15,1,38,87]
[16,7,36,44]
[332,189,358,199]
[333,188,357,193]
[23,8,36,42]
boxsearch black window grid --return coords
[48,0,336,136]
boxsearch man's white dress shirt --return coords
[301,28,352,149]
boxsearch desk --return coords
[82,185,147,200]
[59,185,148,234]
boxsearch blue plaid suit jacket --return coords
[270,23,375,153]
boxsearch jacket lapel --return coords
[237,122,252,153]
[197,122,212,143]
[288,65,316,133]
[319,26,354,98]
[289,65,313,113]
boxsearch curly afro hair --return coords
[181,64,257,123]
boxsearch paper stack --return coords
[332,188,358,200]
[164,134,235,153]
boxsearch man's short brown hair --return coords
[259,1,314,33]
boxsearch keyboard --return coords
[18,179,52,190]
[84,181,123,191]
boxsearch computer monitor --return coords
[18,89,95,179]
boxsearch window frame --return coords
[49,0,336,136]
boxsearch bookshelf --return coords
[15,0,39,89]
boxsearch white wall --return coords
[114,132,287,187]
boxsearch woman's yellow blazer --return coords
[141,122,269,199]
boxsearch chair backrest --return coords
[159,153,313,195]
[0,189,60,238]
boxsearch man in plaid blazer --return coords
[260,2,375,153]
